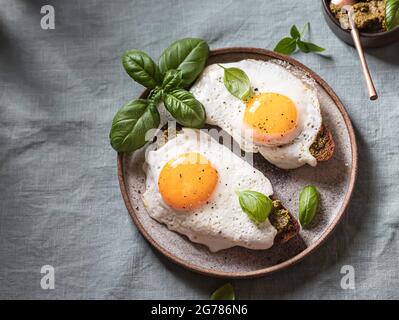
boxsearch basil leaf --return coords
[299,185,319,228]
[386,0,399,30]
[306,42,325,52]
[237,190,273,224]
[290,25,301,39]
[109,99,160,152]
[148,88,164,104]
[210,283,235,300]
[219,65,253,101]
[164,88,206,128]
[161,69,182,92]
[273,37,297,55]
[297,40,310,53]
[298,40,325,53]
[122,50,161,89]
[159,38,209,87]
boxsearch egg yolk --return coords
[244,92,298,144]
[158,152,218,211]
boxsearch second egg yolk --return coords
[158,152,218,211]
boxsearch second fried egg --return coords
[190,59,322,169]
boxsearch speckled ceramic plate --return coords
[117,48,357,278]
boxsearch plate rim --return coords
[117,47,358,279]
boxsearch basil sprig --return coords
[110,38,209,153]
[386,0,399,30]
[299,185,319,228]
[237,190,273,224]
[274,23,325,55]
[210,283,235,300]
[218,64,253,101]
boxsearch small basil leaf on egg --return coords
[210,283,235,300]
[218,65,253,101]
[299,185,319,228]
[237,190,273,224]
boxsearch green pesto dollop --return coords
[269,200,292,232]
[330,0,386,33]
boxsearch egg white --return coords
[142,129,277,252]
[190,59,322,169]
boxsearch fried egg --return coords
[190,59,322,169]
[142,129,277,252]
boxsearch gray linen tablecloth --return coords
[0,0,398,299]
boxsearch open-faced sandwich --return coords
[190,59,335,169]
[142,128,299,252]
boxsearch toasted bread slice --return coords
[269,199,300,245]
[310,124,335,162]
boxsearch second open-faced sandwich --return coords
[190,59,334,169]
[142,128,299,252]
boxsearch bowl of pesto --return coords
[322,0,399,48]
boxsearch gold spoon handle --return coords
[346,7,378,100]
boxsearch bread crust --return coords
[274,214,300,244]
[310,125,335,162]
[268,200,300,245]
